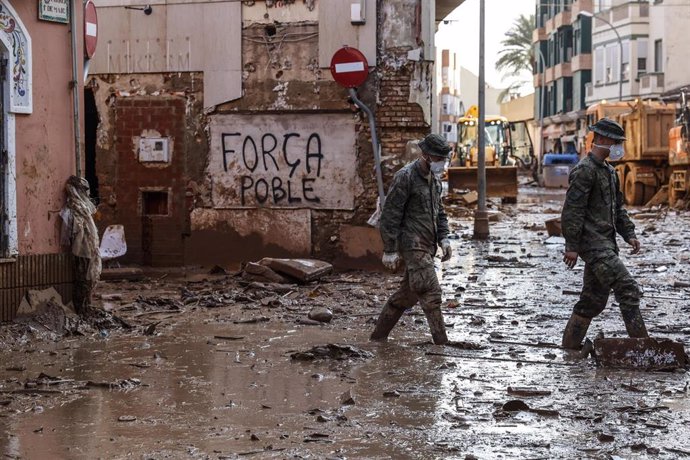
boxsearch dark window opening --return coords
[84,87,100,203]
[142,191,169,216]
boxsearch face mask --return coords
[430,160,446,176]
[594,142,625,161]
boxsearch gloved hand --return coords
[382,252,400,271]
[440,239,452,262]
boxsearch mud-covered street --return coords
[2,187,690,459]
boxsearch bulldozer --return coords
[669,90,690,206]
[446,106,532,202]
[584,100,675,205]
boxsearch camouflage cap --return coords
[589,118,626,141]
[418,133,452,158]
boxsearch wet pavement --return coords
[2,186,690,459]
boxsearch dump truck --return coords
[447,106,533,202]
[669,90,690,205]
[584,100,676,205]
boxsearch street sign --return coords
[84,0,98,59]
[329,46,369,89]
[38,0,69,24]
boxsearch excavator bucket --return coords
[447,166,518,201]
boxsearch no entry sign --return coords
[84,0,98,59]
[330,46,369,89]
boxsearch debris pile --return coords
[241,258,333,284]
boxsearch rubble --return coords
[544,217,562,237]
[260,258,333,282]
[290,344,374,361]
[2,187,690,457]
[593,337,688,370]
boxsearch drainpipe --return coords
[348,88,385,211]
[70,0,83,177]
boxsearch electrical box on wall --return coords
[351,0,365,24]
[139,137,170,163]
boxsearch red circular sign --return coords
[330,46,369,88]
[84,0,98,59]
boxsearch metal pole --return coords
[348,88,385,209]
[536,48,547,180]
[70,0,83,177]
[473,0,489,240]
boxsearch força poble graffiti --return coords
[220,132,323,206]
[209,114,357,210]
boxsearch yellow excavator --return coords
[446,106,531,202]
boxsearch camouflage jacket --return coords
[380,159,449,255]
[561,153,636,254]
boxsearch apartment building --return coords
[585,0,651,104]
[586,0,690,104]
[533,0,593,154]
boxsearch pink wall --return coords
[12,0,84,255]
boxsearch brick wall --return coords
[109,98,187,266]
[378,65,430,186]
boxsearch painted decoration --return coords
[0,1,31,113]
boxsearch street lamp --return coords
[579,10,623,102]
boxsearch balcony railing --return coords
[571,53,592,72]
[554,62,572,79]
[639,72,665,94]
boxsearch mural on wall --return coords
[208,114,359,210]
[0,0,31,113]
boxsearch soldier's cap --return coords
[418,133,452,158]
[588,118,626,141]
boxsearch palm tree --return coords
[496,14,536,78]
[496,14,535,103]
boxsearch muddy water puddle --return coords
[2,187,690,458]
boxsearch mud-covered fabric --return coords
[573,249,643,319]
[387,251,442,312]
[379,159,449,255]
[561,154,636,253]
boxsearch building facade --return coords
[0,0,87,317]
[87,0,464,270]
[585,0,650,104]
[586,0,690,103]
[533,0,593,155]
[435,49,463,144]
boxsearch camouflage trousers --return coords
[387,250,442,313]
[573,249,643,324]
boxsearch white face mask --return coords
[594,142,625,161]
[430,160,446,175]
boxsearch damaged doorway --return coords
[84,87,99,202]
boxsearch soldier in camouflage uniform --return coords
[561,118,648,349]
[370,134,453,345]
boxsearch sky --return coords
[435,0,535,91]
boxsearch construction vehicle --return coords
[584,100,676,205]
[447,106,533,202]
[669,90,690,205]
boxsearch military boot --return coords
[423,308,449,345]
[370,302,405,342]
[562,313,592,350]
[621,308,649,338]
